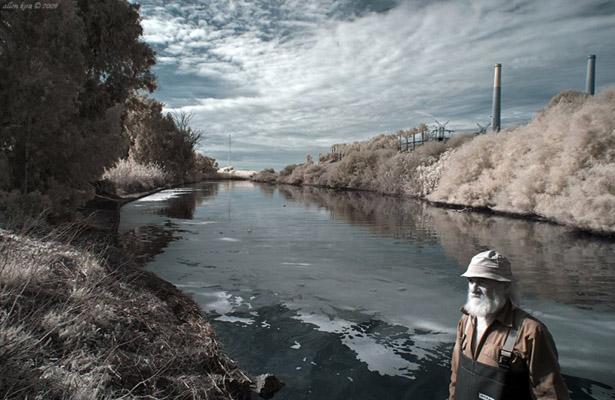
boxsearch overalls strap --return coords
[498,309,523,369]
[455,310,532,400]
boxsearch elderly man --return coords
[449,250,570,400]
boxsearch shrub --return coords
[279,164,299,179]
[0,190,51,229]
[429,89,615,233]
[103,158,169,194]
[124,98,202,182]
[187,152,219,182]
[0,154,9,190]
[273,127,472,196]
[252,168,278,183]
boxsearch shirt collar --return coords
[494,300,515,328]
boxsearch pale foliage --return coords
[263,90,615,233]
[404,149,454,197]
[103,158,168,194]
[332,133,399,156]
[429,89,615,233]
[274,134,469,196]
[252,168,278,183]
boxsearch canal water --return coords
[119,181,615,400]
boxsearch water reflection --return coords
[158,184,218,219]
[120,222,179,265]
[276,185,439,245]
[119,182,615,399]
[120,186,219,265]
[429,209,615,309]
[274,184,615,309]
[209,299,453,400]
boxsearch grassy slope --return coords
[254,89,615,234]
[0,223,253,399]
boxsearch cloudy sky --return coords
[137,0,615,170]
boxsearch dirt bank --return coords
[0,191,282,399]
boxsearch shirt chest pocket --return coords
[480,343,500,362]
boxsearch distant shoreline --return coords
[249,177,615,239]
[250,90,615,237]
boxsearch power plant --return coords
[332,54,600,159]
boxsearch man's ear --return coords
[497,281,511,292]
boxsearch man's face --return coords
[465,277,508,318]
[467,277,500,301]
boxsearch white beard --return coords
[464,288,507,318]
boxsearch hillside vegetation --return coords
[256,89,615,234]
[256,133,472,195]
[429,90,615,233]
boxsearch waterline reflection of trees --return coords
[272,184,615,308]
[122,184,220,265]
[429,209,615,308]
[157,184,219,220]
[120,222,180,267]
[275,185,440,246]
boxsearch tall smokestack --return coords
[491,63,501,132]
[586,54,596,95]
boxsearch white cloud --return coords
[138,0,615,169]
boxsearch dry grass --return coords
[251,168,277,184]
[262,89,615,234]
[267,132,472,196]
[0,226,252,399]
[429,89,615,233]
[103,158,170,195]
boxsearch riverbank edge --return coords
[88,175,244,231]
[86,181,284,397]
[0,180,282,399]
[251,178,615,239]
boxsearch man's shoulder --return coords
[514,306,551,336]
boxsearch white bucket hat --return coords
[461,250,513,282]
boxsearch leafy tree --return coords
[172,111,203,179]
[124,97,203,182]
[192,153,218,178]
[0,0,156,218]
[0,0,85,194]
[76,0,156,115]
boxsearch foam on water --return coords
[135,188,193,202]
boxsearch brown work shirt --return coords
[449,302,570,400]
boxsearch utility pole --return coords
[228,133,231,167]
[491,63,502,132]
